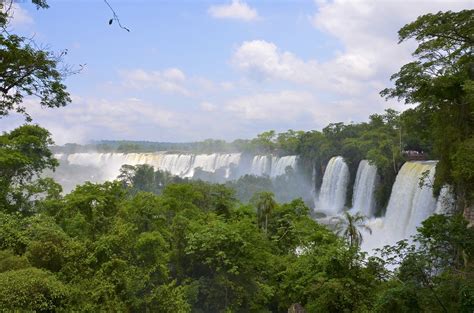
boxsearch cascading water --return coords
[53,152,297,191]
[311,165,318,208]
[64,152,243,180]
[317,156,349,215]
[65,152,197,180]
[158,154,194,177]
[362,161,438,251]
[385,161,437,240]
[250,155,270,176]
[270,156,297,178]
[215,154,242,179]
[189,154,219,177]
[351,160,378,217]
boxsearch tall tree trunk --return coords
[265,214,268,234]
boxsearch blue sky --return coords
[2,0,473,144]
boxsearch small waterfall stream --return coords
[351,160,378,217]
[317,156,349,215]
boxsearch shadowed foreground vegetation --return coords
[1,127,474,311]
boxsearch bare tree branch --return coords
[103,0,130,32]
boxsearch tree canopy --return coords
[0,0,70,121]
[381,9,474,205]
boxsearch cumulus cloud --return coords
[1,96,181,144]
[162,68,186,81]
[4,0,471,144]
[232,39,374,95]
[208,0,259,21]
[64,98,177,134]
[220,81,235,91]
[311,0,473,79]
[225,90,318,121]
[222,89,392,127]
[194,77,216,91]
[7,3,34,27]
[120,68,190,96]
[232,40,308,82]
[231,0,474,122]
[199,101,217,112]
[233,0,473,88]
[119,68,238,98]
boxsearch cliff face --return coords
[464,205,474,227]
[288,303,306,313]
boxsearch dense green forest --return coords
[0,2,473,312]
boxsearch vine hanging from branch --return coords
[104,0,130,32]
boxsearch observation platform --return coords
[403,150,427,161]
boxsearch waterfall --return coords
[54,152,297,190]
[311,164,318,208]
[159,154,194,177]
[385,161,437,240]
[250,155,270,176]
[248,155,298,177]
[215,154,242,178]
[189,154,219,177]
[362,161,438,252]
[270,155,297,178]
[351,160,378,217]
[66,152,130,180]
[317,156,349,215]
[188,153,241,178]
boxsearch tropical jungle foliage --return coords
[0,2,473,312]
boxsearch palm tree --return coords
[333,211,372,248]
[253,191,277,234]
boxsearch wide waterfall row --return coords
[315,156,447,251]
[54,152,298,188]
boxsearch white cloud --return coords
[208,0,259,21]
[231,0,474,122]
[163,68,186,81]
[200,101,217,112]
[222,89,393,127]
[119,68,239,98]
[194,77,216,91]
[63,98,177,131]
[232,39,371,95]
[232,40,306,82]
[311,0,473,79]
[225,90,318,121]
[2,96,180,144]
[220,81,235,91]
[7,3,34,27]
[120,68,190,96]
